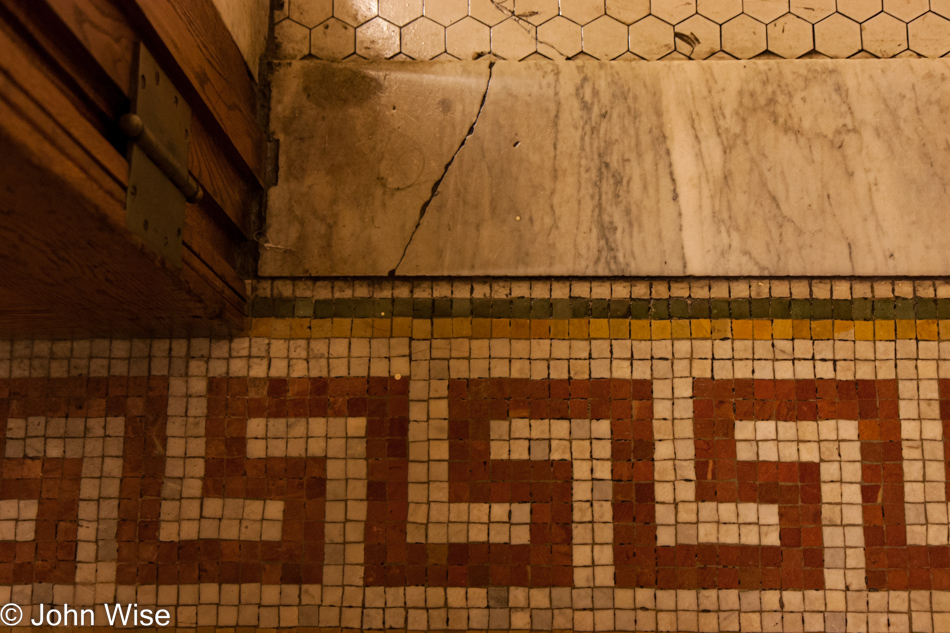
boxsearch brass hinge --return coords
[121,43,202,268]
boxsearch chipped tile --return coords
[674,14,721,58]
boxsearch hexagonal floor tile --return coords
[424,0,469,26]
[722,13,767,58]
[766,13,814,58]
[814,13,861,57]
[379,0,423,26]
[629,15,675,59]
[652,0,697,25]
[560,0,607,26]
[583,15,630,59]
[698,0,743,23]
[446,17,492,59]
[537,16,583,58]
[836,0,883,22]
[909,11,950,56]
[882,0,929,22]
[356,16,400,58]
[606,0,650,24]
[401,17,446,59]
[743,0,789,24]
[337,0,379,27]
[290,0,333,28]
[491,17,538,59]
[311,18,357,60]
[861,12,908,56]
[514,0,559,25]
[790,0,836,23]
[275,19,311,59]
[470,0,512,26]
[674,14,721,58]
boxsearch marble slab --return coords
[261,59,950,277]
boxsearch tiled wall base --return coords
[4,279,950,630]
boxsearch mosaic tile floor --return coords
[6,279,950,630]
[273,0,950,61]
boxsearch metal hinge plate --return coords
[125,43,190,268]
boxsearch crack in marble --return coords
[389,60,496,276]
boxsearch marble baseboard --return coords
[262,59,950,277]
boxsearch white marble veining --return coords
[261,59,950,277]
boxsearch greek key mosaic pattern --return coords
[5,279,950,630]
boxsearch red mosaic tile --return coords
[116,376,407,586]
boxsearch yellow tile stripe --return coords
[249,318,947,341]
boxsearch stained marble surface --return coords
[260,59,950,277]
[262,61,491,276]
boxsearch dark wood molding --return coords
[121,0,266,185]
[0,58,243,336]
[0,0,262,337]
[41,0,259,237]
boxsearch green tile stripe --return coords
[251,297,950,320]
